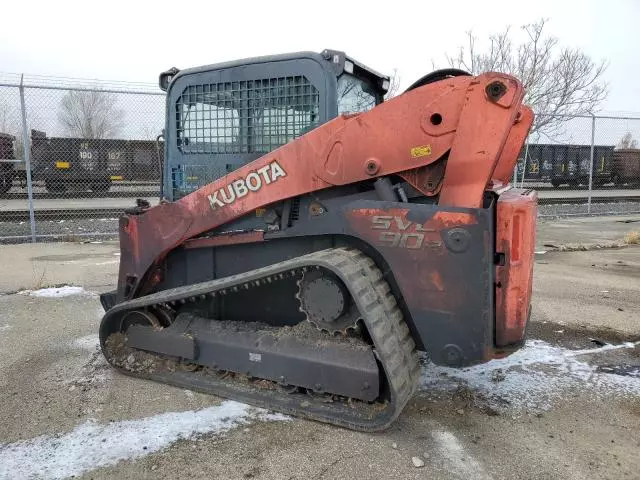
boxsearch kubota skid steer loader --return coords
[99,49,537,431]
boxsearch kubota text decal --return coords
[207,160,287,210]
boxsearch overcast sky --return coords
[1,0,639,115]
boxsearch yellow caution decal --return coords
[410,145,432,158]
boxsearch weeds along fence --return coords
[1,72,640,243]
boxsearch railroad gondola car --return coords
[517,143,616,187]
[613,149,640,186]
[0,133,16,194]
[30,130,163,193]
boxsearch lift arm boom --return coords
[116,72,532,301]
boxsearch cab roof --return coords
[159,49,390,94]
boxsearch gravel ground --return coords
[0,218,120,242]
[2,201,639,243]
[3,181,158,198]
[538,201,640,218]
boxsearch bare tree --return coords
[617,132,638,149]
[57,89,124,139]
[384,69,401,100]
[0,100,20,136]
[139,123,163,140]
[446,19,608,138]
[0,100,25,159]
[337,68,402,113]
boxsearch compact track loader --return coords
[99,49,537,431]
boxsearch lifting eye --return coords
[430,113,443,126]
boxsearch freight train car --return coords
[0,133,23,195]
[517,143,616,187]
[30,130,163,193]
[613,149,640,186]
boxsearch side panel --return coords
[343,201,494,367]
[154,197,495,367]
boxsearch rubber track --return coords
[99,247,421,431]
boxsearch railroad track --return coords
[525,185,640,191]
[1,190,159,200]
[0,208,125,222]
[2,195,640,223]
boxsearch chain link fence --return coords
[0,74,165,242]
[1,73,640,242]
[515,113,640,217]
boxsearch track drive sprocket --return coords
[296,269,360,334]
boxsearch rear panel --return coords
[494,188,537,347]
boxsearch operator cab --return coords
[159,50,390,201]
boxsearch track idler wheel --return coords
[119,309,163,331]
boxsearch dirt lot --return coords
[0,216,639,480]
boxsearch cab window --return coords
[337,74,378,115]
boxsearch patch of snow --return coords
[18,286,94,298]
[0,401,288,480]
[0,324,13,332]
[89,241,102,244]
[113,252,120,256]
[568,341,638,356]
[420,340,640,413]
[72,334,99,352]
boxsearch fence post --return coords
[520,142,530,188]
[587,115,596,215]
[19,75,36,243]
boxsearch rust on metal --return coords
[115,72,529,303]
[182,231,264,250]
